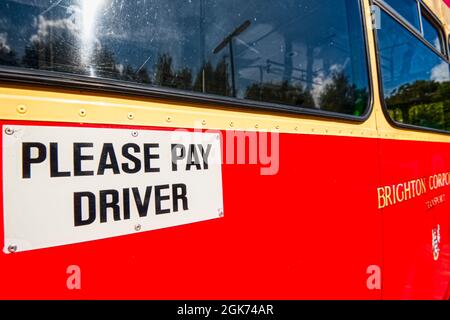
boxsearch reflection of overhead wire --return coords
[40,0,64,16]
[208,2,322,61]
[136,55,152,74]
[266,59,322,84]
[379,42,413,73]
[235,38,260,55]
[239,65,265,84]
[265,69,322,85]
[379,42,411,51]
[213,20,252,97]
[240,60,323,86]
[233,3,323,59]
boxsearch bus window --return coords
[381,0,421,30]
[376,7,450,132]
[421,9,445,55]
[0,0,369,117]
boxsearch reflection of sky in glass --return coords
[377,10,450,96]
[377,8,450,131]
[0,0,369,114]
[422,13,443,54]
[80,0,102,71]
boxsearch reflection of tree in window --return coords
[22,18,82,74]
[244,71,367,116]
[245,81,314,107]
[386,80,450,131]
[377,9,450,131]
[318,72,368,116]
[0,33,18,67]
[193,59,231,96]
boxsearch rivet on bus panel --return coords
[135,224,142,232]
[127,112,135,120]
[202,120,207,126]
[78,109,87,117]
[229,122,234,127]
[131,131,139,137]
[16,104,27,114]
[166,116,172,123]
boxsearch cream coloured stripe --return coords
[0,86,448,143]
[0,86,379,139]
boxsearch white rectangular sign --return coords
[2,125,223,253]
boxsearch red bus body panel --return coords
[380,139,450,299]
[0,120,448,299]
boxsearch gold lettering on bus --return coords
[377,172,450,209]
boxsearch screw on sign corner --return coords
[7,245,17,253]
[4,127,14,135]
[218,209,224,218]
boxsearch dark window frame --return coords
[0,0,373,123]
[445,33,450,61]
[448,33,450,60]
[373,0,450,135]
[420,3,447,56]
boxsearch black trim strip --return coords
[372,0,450,135]
[0,0,373,124]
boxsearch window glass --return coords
[382,0,421,30]
[377,9,450,132]
[0,0,369,116]
[422,12,444,54]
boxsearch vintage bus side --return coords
[0,0,449,299]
